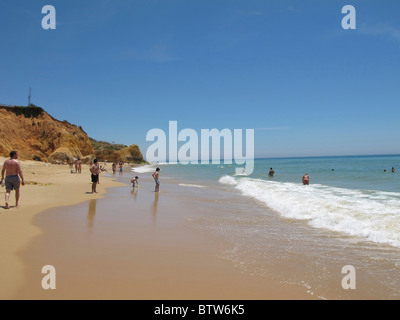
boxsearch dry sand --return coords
[0,157,124,299]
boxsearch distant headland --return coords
[0,104,145,164]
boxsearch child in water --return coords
[131,176,139,189]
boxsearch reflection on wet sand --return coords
[131,187,138,200]
[88,199,97,229]
[152,193,159,224]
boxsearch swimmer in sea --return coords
[302,173,310,185]
[268,168,275,177]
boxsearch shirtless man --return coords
[302,173,310,185]
[152,168,161,192]
[90,159,100,194]
[1,151,25,209]
[268,168,275,177]
[392,167,396,173]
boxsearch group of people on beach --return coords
[111,161,124,176]
[89,160,126,193]
[69,158,82,174]
[88,159,161,194]
[0,149,397,208]
[129,168,161,193]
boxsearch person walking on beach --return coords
[90,159,100,194]
[1,151,25,209]
[268,168,275,177]
[392,167,396,173]
[152,168,161,192]
[112,162,117,175]
[119,161,124,176]
[302,173,310,185]
[78,158,82,174]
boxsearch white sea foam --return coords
[131,165,156,173]
[179,184,206,188]
[219,175,238,186]
[219,176,400,248]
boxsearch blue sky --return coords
[0,0,399,158]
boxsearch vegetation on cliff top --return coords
[89,138,127,152]
[89,138,145,163]
[0,105,45,118]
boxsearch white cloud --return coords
[255,127,290,131]
[359,24,400,43]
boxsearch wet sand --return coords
[12,174,312,300]
[0,158,124,299]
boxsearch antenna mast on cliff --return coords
[28,87,32,106]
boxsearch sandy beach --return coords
[0,159,313,300]
[0,157,124,299]
[2,157,400,300]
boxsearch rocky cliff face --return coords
[0,105,95,163]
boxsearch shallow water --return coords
[133,156,400,299]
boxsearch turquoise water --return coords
[134,155,400,248]
[140,155,400,192]
[130,155,400,298]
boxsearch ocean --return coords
[133,155,400,299]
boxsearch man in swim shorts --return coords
[90,159,100,194]
[1,151,25,209]
[152,168,161,192]
[302,173,310,185]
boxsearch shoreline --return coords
[11,166,314,300]
[7,160,399,299]
[0,157,126,299]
